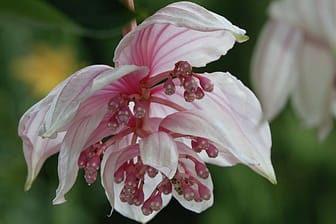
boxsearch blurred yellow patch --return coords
[12,43,84,96]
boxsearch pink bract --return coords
[18,2,275,223]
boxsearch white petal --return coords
[173,143,213,213]
[160,72,276,183]
[291,35,335,137]
[114,1,247,75]
[270,0,336,45]
[101,143,139,215]
[42,65,148,138]
[251,20,302,120]
[19,105,65,191]
[140,132,178,179]
[52,106,106,205]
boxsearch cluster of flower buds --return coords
[113,158,173,216]
[78,142,106,184]
[163,61,214,102]
[107,94,147,130]
[191,137,219,158]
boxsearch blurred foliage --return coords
[1,0,336,224]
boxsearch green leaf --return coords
[0,0,83,34]
[0,0,136,38]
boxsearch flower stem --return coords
[122,0,137,35]
[151,96,186,111]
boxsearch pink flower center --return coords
[77,61,216,210]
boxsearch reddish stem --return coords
[122,0,137,35]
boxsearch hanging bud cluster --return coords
[163,61,214,102]
[191,137,219,158]
[106,94,148,130]
[113,157,172,216]
[78,142,106,184]
[172,156,212,203]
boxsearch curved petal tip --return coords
[52,196,67,205]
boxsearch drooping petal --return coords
[114,1,247,75]
[251,20,302,120]
[101,143,138,216]
[42,65,148,138]
[139,132,178,179]
[173,142,214,213]
[114,174,171,223]
[102,144,172,223]
[52,106,106,205]
[18,81,67,190]
[19,105,65,191]
[291,35,335,139]
[160,72,276,184]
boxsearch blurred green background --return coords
[1,0,336,223]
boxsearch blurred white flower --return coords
[251,0,336,139]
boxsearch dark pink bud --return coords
[195,162,209,179]
[114,165,125,183]
[174,61,192,76]
[84,167,98,185]
[163,78,176,95]
[183,186,195,201]
[116,106,132,125]
[87,155,101,170]
[195,87,205,99]
[146,166,158,178]
[141,200,153,216]
[78,151,88,168]
[198,76,214,92]
[198,183,211,200]
[183,76,198,93]
[149,193,163,211]
[184,91,196,102]
[206,144,218,158]
[108,94,123,113]
[134,102,146,119]
[107,116,119,130]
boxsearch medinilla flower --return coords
[19,1,276,223]
[251,0,336,139]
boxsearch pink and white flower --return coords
[251,0,336,139]
[19,2,276,223]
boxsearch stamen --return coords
[151,96,186,111]
[114,164,125,183]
